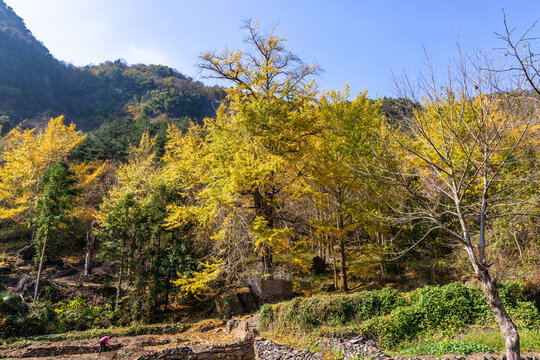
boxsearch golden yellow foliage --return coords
[96,132,162,229]
[0,116,85,220]
[171,260,224,299]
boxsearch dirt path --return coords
[0,321,243,359]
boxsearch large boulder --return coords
[14,274,59,299]
[16,245,36,265]
[215,286,258,317]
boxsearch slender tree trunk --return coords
[84,220,97,277]
[456,190,520,360]
[465,246,520,360]
[34,228,49,302]
[377,232,386,280]
[115,259,124,311]
[337,215,348,293]
[330,240,337,289]
[480,268,520,360]
[253,188,275,271]
[339,238,348,292]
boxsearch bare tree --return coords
[378,54,539,360]
[496,11,540,97]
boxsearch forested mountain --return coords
[0,0,225,132]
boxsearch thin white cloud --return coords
[123,44,171,66]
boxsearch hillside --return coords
[0,0,224,132]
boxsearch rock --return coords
[17,244,36,261]
[312,256,326,274]
[237,286,258,312]
[319,336,393,360]
[0,274,20,289]
[320,283,336,292]
[225,315,260,341]
[254,338,323,360]
[15,274,34,295]
[215,286,259,317]
[0,262,13,275]
[47,258,64,270]
[14,274,58,299]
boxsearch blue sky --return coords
[5,0,540,97]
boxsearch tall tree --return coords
[165,20,320,272]
[0,116,85,221]
[380,68,538,360]
[97,133,195,317]
[307,87,383,292]
[33,160,78,301]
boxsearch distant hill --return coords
[0,0,225,132]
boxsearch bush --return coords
[408,282,478,332]
[259,288,406,333]
[55,298,114,332]
[0,291,55,338]
[401,340,494,355]
[363,306,424,348]
[259,281,539,351]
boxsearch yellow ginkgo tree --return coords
[0,116,85,221]
[305,87,386,292]
[164,21,321,273]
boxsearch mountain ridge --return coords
[0,0,224,131]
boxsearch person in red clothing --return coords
[99,336,110,353]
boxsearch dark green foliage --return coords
[260,282,540,350]
[260,287,405,331]
[408,282,480,331]
[73,116,190,161]
[32,160,79,261]
[54,298,115,332]
[0,291,55,337]
[0,2,225,131]
[378,97,420,127]
[98,186,198,321]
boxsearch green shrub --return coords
[408,282,477,332]
[0,292,55,338]
[259,304,273,330]
[363,306,424,348]
[400,340,494,355]
[54,298,114,332]
[259,288,406,333]
[259,281,539,351]
[509,301,540,329]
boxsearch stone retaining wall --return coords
[136,340,254,360]
[253,338,323,360]
[319,337,392,360]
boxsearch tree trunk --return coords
[253,188,275,270]
[84,220,97,277]
[339,238,348,293]
[337,214,348,293]
[115,259,124,311]
[476,265,520,360]
[457,197,520,360]
[329,239,338,289]
[34,228,48,302]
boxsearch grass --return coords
[0,322,185,349]
[459,328,540,352]
[260,282,540,355]
[392,328,540,355]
